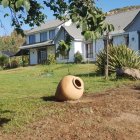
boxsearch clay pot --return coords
[55,75,84,101]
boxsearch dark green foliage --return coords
[74,51,83,63]
[56,34,72,57]
[1,0,46,35]
[1,0,114,36]
[0,55,8,67]
[96,45,140,75]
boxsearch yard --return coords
[0,64,140,140]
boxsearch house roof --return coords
[20,40,53,49]
[63,24,84,40]
[105,8,140,32]
[0,51,14,57]
[25,8,140,40]
[13,49,29,56]
[57,9,140,40]
[26,19,64,35]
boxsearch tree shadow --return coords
[0,110,14,127]
[41,96,58,102]
[0,110,14,114]
[134,86,140,91]
[0,118,11,127]
[75,72,98,77]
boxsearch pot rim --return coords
[72,77,82,89]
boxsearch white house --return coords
[17,8,140,65]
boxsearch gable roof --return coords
[63,24,83,40]
[26,8,140,40]
[59,9,140,40]
[105,8,140,32]
[26,19,64,35]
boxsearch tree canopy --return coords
[0,0,114,38]
[0,30,25,52]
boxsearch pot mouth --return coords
[72,78,82,89]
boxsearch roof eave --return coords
[20,40,54,49]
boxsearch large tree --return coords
[0,0,114,78]
[0,30,25,52]
[0,0,114,37]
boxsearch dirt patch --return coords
[1,85,140,140]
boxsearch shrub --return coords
[10,60,19,68]
[74,51,83,63]
[0,55,8,67]
[96,45,140,74]
[47,54,56,65]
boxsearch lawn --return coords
[0,64,137,133]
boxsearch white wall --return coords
[30,49,38,65]
[129,31,139,51]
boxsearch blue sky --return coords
[0,0,140,36]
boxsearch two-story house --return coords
[17,8,140,65]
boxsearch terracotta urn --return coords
[55,75,84,101]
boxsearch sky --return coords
[0,0,140,36]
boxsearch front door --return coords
[38,48,47,64]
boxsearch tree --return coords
[0,0,113,36]
[0,0,46,35]
[0,30,25,53]
[56,34,72,74]
[0,0,114,77]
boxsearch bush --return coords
[47,54,56,65]
[74,51,83,63]
[0,55,8,67]
[11,60,19,68]
[96,45,140,74]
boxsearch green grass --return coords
[0,64,137,132]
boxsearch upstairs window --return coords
[86,43,93,58]
[29,35,35,44]
[49,30,55,40]
[40,32,47,42]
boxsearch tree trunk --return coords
[105,32,109,79]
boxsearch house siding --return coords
[129,31,139,51]
[125,13,140,32]
[113,35,126,46]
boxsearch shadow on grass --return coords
[75,72,98,77]
[0,110,14,114]
[41,96,58,102]
[0,118,11,127]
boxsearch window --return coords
[49,30,55,40]
[40,32,47,42]
[86,43,93,58]
[29,35,35,44]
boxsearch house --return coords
[18,8,140,65]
